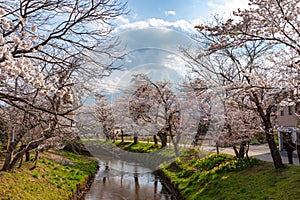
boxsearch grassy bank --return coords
[115,141,160,153]
[162,148,300,200]
[0,150,98,200]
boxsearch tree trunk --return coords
[245,142,250,159]
[252,93,284,168]
[265,131,284,168]
[2,138,42,171]
[30,151,39,170]
[133,132,138,144]
[2,140,18,171]
[173,141,179,157]
[170,135,180,157]
[157,131,167,148]
[238,141,247,158]
[9,152,25,170]
[25,150,30,162]
[19,146,29,168]
[121,130,124,143]
[233,144,239,158]
[104,132,110,142]
[169,129,180,157]
[2,148,12,171]
[18,156,23,169]
[232,142,247,158]
[153,135,158,146]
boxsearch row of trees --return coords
[91,0,300,170]
[92,73,210,157]
[1,0,295,171]
[184,0,300,168]
[0,0,127,171]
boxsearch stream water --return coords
[85,157,175,200]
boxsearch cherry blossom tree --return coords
[183,0,300,167]
[183,0,300,168]
[199,0,300,62]
[112,95,143,144]
[111,96,129,141]
[217,99,263,158]
[95,94,115,141]
[0,0,127,171]
[180,78,211,142]
[184,16,292,168]
[127,74,213,153]
[0,0,126,107]
[129,74,181,152]
[1,105,78,171]
[127,76,159,144]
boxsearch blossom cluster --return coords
[0,10,73,104]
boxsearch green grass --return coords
[0,150,98,200]
[162,148,300,200]
[116,141,160,153]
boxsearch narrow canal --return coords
[85,157,175,200]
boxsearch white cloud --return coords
[114,17,203,34]
[224,0,249,11]
[165,10,176,16]
[100,76,123,93]
[192,18,203,27]
[116,20,150,31]
[207,0,249,18]
[115,15,130,24]
[172,20,193,32]
[115,28,197,58]
[163,54,190,76]
[148,18,172,27]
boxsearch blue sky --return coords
[124,0,208,21]
[101,0,249,94]
[114,0,249,33]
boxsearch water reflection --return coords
[85,158,174,200]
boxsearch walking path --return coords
[199,143,300,166]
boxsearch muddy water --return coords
[85,157,174,200]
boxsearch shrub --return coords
[196,153,232,171]
[216,157,260,173]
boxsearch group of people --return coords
[283,132,300,164]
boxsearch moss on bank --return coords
[161,148,300,200]
[0,150,98,200]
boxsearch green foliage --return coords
[216,157,261,173]
[161,150,300,200]
[175,158,183,166]
[180,148,201,157]
[117,141,160,153]
[59,150,98,177]
[196,153,232,171]
[0,150,98,200]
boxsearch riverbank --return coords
[160,148,300,200]
[0,150,98,200]
[115,141,160,153]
